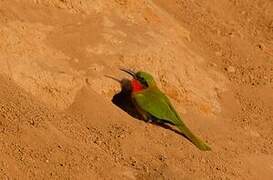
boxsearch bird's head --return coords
[135,71,156,88]
[104,75,132,92]
[120,69,156,88]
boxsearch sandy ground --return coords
[0,0,273,179]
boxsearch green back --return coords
[133,87,182,126]
[133,86,211,151]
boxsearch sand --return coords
[0,0,273,179]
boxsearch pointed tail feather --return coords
[176,124,211,151]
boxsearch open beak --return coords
[104,75,122,83]
[119,68,136,79]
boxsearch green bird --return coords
[120,69,211,151]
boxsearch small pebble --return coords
[249,130,260,137]
[215,51,223,56]
[118,134,125,138]
[94,140,102,145]
[257,43,264,50]
[158,154,167,161]
[225,66,236,73]
[209,62,217,67]
[73,58,79,63]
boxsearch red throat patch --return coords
[131,79,142,92]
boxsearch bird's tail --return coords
[176,124,211,151]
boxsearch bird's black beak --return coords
[119,68,136,79]
[104,75,122,83]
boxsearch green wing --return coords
[133,87,211,151]
[133,88,181,125]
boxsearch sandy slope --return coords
[0,0,273,179]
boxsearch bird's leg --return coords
[134,105,152,122]
[139,111,152,123]
[141,113,151,122]
[155,119,165,124]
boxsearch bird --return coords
[105,75,140,118]
[120,69,211,151]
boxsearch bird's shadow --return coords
[111,79,188,140]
